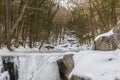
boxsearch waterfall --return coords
[32,60,60,80]
[0,55,61,80]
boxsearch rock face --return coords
[93,21,120,51]
[70,75,92,80]
[57,54,74,80]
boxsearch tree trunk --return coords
[5,0,12,51]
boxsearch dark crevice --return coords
[2,56,18,80]
[57,60,68,80]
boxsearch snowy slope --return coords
[71,50,120,80]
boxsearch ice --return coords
[0,71,10,80]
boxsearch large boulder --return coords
[93,35,117,51]
[57,54,74,80]
[69,75,92,80]
[93,21,120,51]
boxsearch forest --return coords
[0,0,120,51]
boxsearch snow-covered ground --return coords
[0,43,90,54]
[71,50,120,80]
[0,47,120,80]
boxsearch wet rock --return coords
[69,75,92,80]
[57,54,74,80]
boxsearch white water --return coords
[32,60,60,80]
[0,55,61,80]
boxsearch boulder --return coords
[57,54,74,80]
[93,35,117,51]
[69,75,92,80]
[93,21,120,51]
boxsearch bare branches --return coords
[10,2,27,37]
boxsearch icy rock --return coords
[69,75,92,80]
[57,54,74,80]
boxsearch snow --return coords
[70,50,120,80]
[0,71,10,80]
[94,28,115,41]
[1,44,120,80]
[0,44,82,54]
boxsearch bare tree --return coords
[5,0,12,50]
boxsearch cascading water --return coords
[32,58,60,80]
[0,55,62,80]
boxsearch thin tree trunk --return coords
[10,3,27,38]
[111,0,117,27]
[92,0,107,32]
[5,0,12,50]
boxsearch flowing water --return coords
[0,55,62,80]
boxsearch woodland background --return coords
[0,0,120,51]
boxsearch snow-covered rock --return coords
[94,28,115,41]
[70,50,120,80]
[93,34,117,51]
[93,21,120,51]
